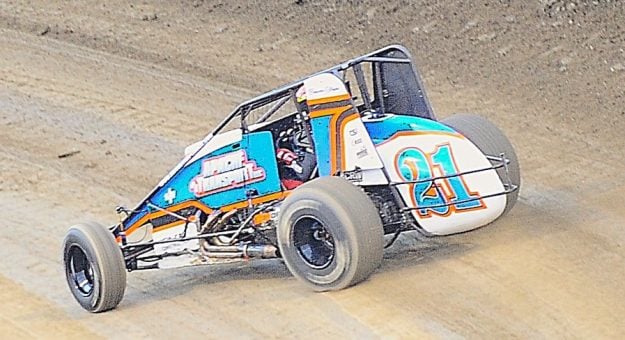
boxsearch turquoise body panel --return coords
[124,131,281,228]
[363,114,456,145]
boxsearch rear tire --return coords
[277,176,384,291]
[63,221,126,312]
[441,113,520,215]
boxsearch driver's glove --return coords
[277,148,303,173]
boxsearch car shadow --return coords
[381,232,475,271]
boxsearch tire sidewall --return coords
[441,113,520,215]
[63,229,104,312]
[279,198,356,290]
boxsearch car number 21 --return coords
[395,143,486,218]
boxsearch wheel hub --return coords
[67,245,95,297]
[292,216,335,269]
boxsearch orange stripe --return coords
[307,94,351,106]
[328,108,360,174]
[123,191,291,237]
[116,219,192,244]
[123,200,213,236]
[329,111,341,173]
[309,105,352,118]
[339,113,360,171]
[217,191,290,212]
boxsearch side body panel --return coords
[122,131,281,235]
[365,114,507,235]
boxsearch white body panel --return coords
[155,129,242,188]
[186,129,242,163]
[341,117,385,172]
[376,133,506,235]
[304,73,348,101]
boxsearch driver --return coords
[276,86,317,190]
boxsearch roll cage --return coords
[119,45,438,226]
[210,44,436,137]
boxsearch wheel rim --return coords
[67,245,95,297]
[292,216,335,269]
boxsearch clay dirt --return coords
[1,0,624,338]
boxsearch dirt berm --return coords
[1,0,624,338]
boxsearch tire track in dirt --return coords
[0,275,99,339]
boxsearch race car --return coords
[63,45,520,312]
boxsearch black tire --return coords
[63,221,127,312]
[441,113,520,215]
[277,176,384,291]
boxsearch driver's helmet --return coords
[296,86,308,113]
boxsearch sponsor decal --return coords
[189,150,265,197]
[164,188,177,205]
[342,168,363,182]
[309,85,341,96]
[348,128,369,158]
[395,143,486,218]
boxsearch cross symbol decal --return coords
[164,188,176,205]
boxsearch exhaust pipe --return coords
[202,244,278,259]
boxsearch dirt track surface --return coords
[1,1,625,338]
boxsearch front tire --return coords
[63,222,127,312]
[277,176,384,291]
